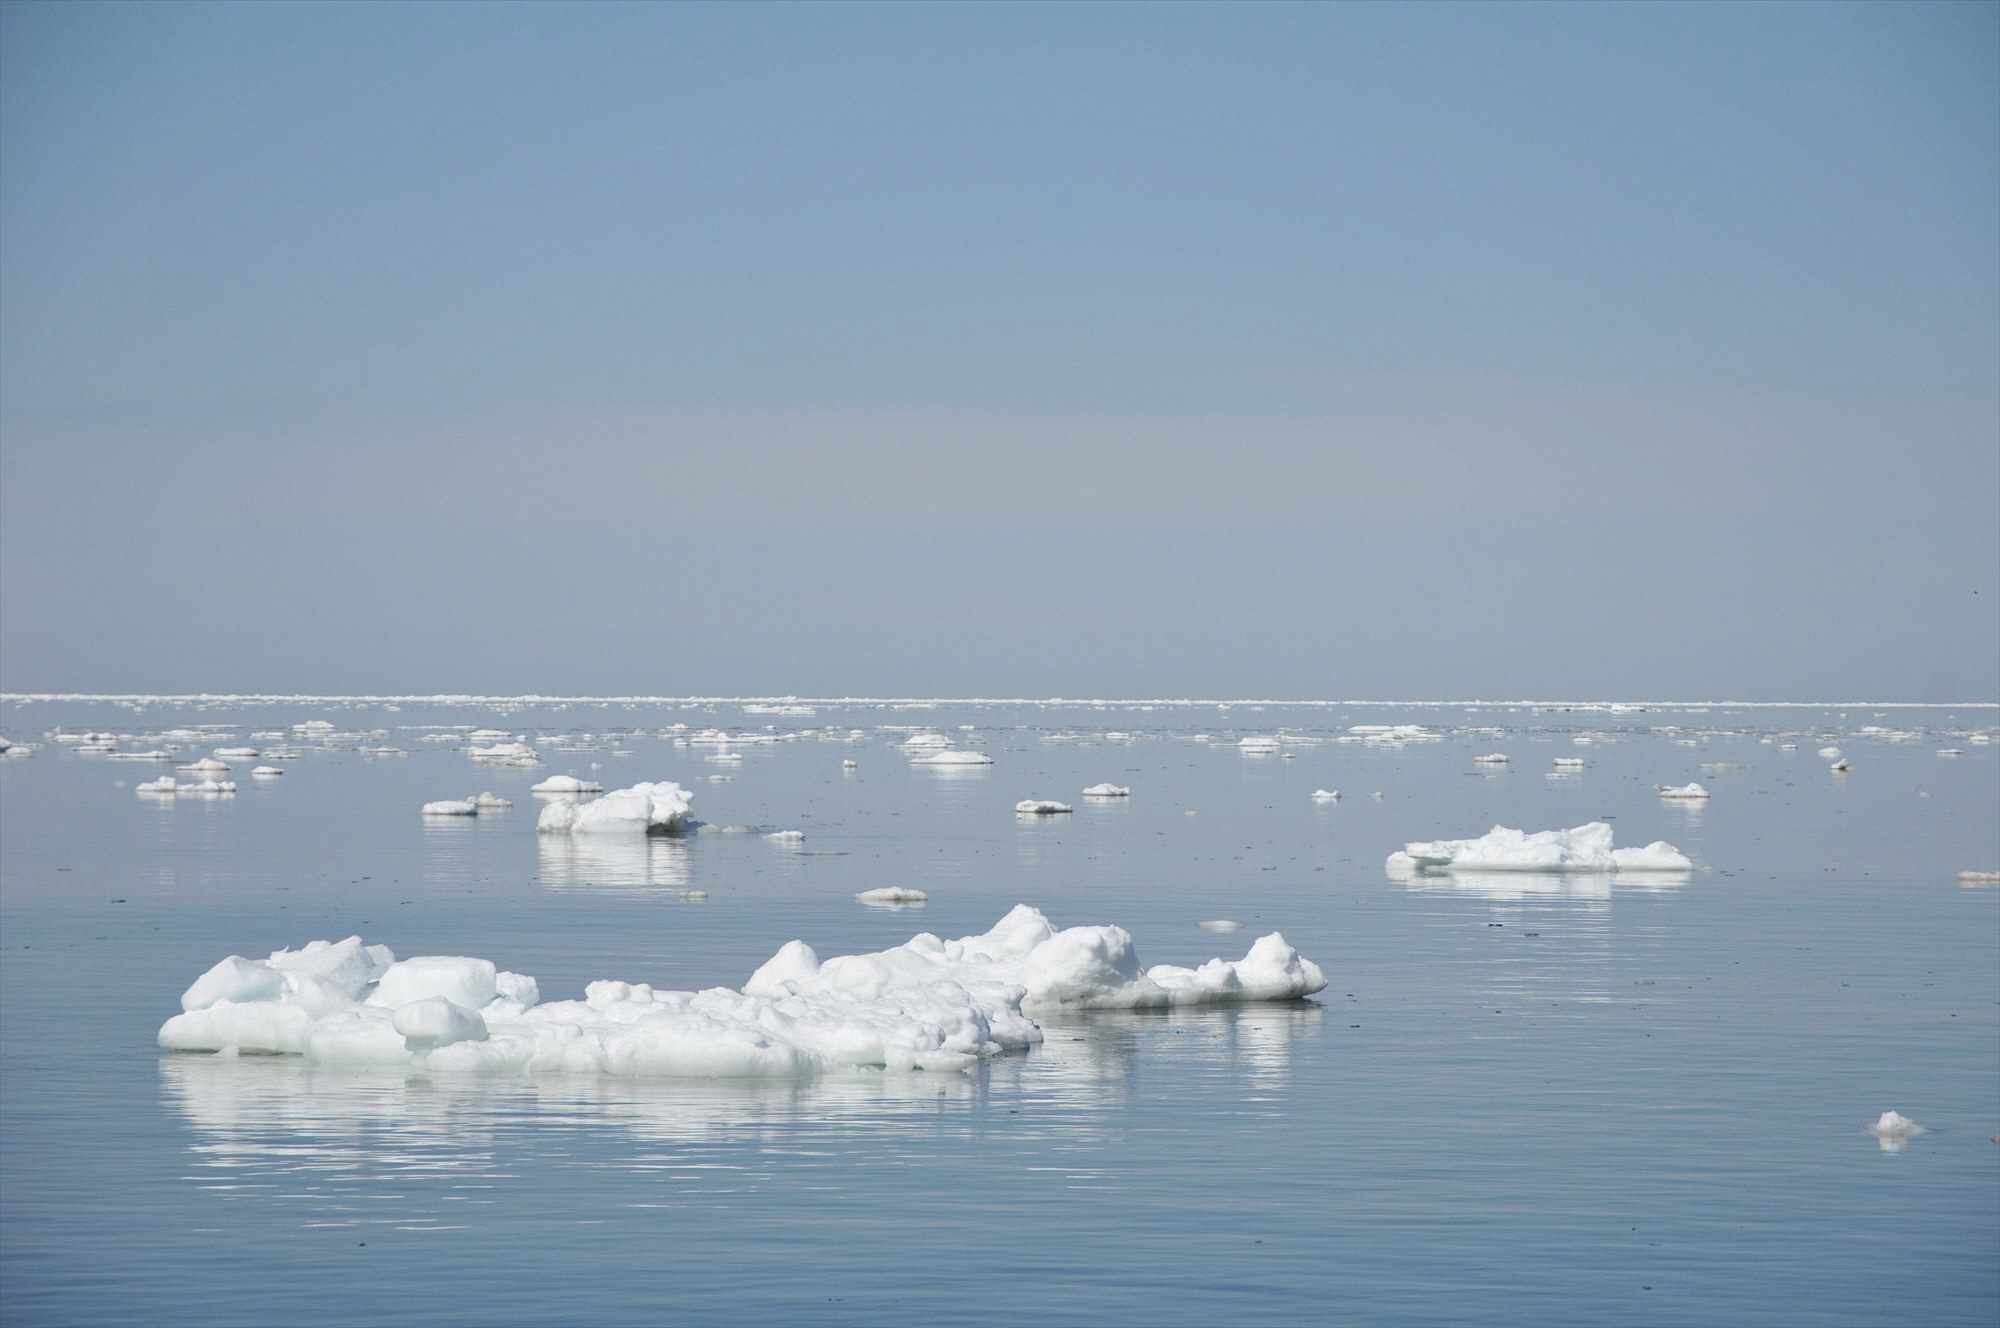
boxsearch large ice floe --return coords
[1385,822,1691,875]
[158,909,1327,1077]
[537,781,693,834]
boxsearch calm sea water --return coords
[2,699,1996,1326]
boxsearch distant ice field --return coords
[2,696,1995,1327]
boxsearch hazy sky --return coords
[2,1,1995,699]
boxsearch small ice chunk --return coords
[1553,757,1585,768]
[1657,782,1710,799]
[531,775,604,794]
[765,829,806,843]
[177,757,230,774]
[1831,758,1852,772]
[537,781,692,834]
[213,747,259,758]
[370,956,498,1010]
[856,887,928,905]
[251,765,284,777]
[1082,783,1130,797]
[1311,789,1341,802]
[180,956,284,1012]
[390,998,489,1053]
[1472,752,1510,764]
[1238,736,1281,753]
[1959,870,2000,884]
[1016,800,1073,815]
[911,750,992,766]
[422,799,478,816]
[1817,746,1841,759]
[1866,1111,1926,1151]
[470,792,512,809]
[842,759,859,769]
[1197,920,1243,932]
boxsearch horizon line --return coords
[4,692,1996,710]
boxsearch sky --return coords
[1,0,1995,700]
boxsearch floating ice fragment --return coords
[1866,1111,1926,1152]
[530,775,603,795]
[1553,757,1585,768]
[470,742,540,766]
[1831,758,1852,772]
[138,776,236,795]
[536,781,692,834]
[1081,783,1130,797]
[842,759,859,769]
[158,908,1327,1076]
[213,747,258,759]
[1473,753,1510,765]
[765,830,805,843]
[1818,746,1841,759]
[178,757,231,774]
[1657,782,1710,800]
[251,766,284,777]
[422,799,478,816]
[1312,789,1341,802]
[1198,920,1243,932]
[1016,800,1073,815]
[1959,871,2000,885]
[1386,823,1691,875]
[1238,736,1281,754]
[911,750,992,766]
[470,792,511,809]
[856,887,927,905]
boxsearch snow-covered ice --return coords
[1959,871,2000,885]
[422,799,479,817]
[1016,800,1073,815]
[1386,823,1691,874]
[1553,757,1585,768]
[138,776,237,795]
[1081,783,1130,798]
[911,750,992,767]
[157,909,1327,1076]
[765,830,805,843]
[471,792,512,809]
[1866,1111,1926,1151]
[1657,782,1710,799]
[1312,789,1341,802]
[531,775,603,795]
[251,766,284,778]
[855,887,927,906]
[1473,753,1510,764]
[537,781,693,835]
[471,742,541,766]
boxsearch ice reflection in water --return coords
[535,833,693,894]
[1393,868,1691,903]
[161,1003,1320,1224]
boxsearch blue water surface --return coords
[2,698,1995,1326]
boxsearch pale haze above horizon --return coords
[2,1,1995,701]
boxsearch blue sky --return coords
[2,1,1995,698]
